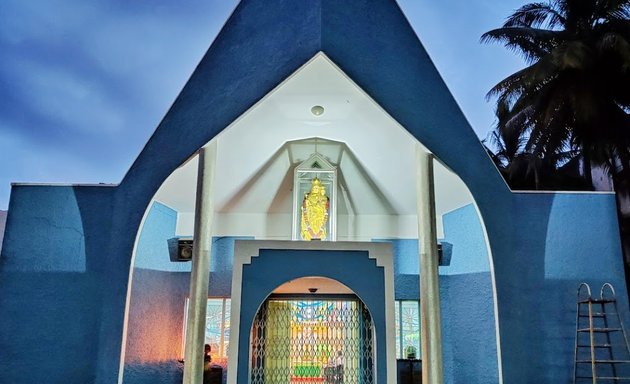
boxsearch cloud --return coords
[0,0,101,45]
[0,0,238,209]
[0,120,124,210]
[6,57,125,134]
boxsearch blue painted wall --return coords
[539,195,627,378]
[123,268,189,384]
[0,185,112,384]
[440,204,490,275]
[0,1,628,383]
[123,201,186,384]
[379,203,499,384]
[123,209,248,384]
[496,192,629,383]
[439,204,498,383]
[134,202,189,272]
[2,186,87,272]
[544,194,622,280]
[237,248,388,384]
[440,272,498,384]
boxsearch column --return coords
[183,141,217,384]
[416,146,444,384]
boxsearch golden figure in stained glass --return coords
[300,178,330,240]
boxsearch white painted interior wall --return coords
[152,53,475,240]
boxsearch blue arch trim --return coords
[106,2,512,378]
[238,249,387,384]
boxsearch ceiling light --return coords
[311,105,325,116]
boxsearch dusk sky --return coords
[0,0,525,210]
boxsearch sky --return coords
[0,0,526,210]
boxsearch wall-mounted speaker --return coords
[438,241,453,266]
[168,238,194,262]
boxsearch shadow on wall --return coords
[378,203,499,384]
[123,201,246,384]
[0,186,111,384]
[540,193,630,382]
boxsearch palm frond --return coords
[504,1,567,29]
[487,55,560,101]
[550,41,593,70]
[483,0,630,189]
[481,27,561,63]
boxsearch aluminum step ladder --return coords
[574,283,630,383]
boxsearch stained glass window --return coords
[183,297,231,363]
[205,299,224,360]
[394,300,421,359]
[395,302,401,358]
[223,299,231,359]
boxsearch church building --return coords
[1,1,627,384]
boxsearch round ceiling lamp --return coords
[311,105,325,116]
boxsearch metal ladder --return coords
[574,283,630,383]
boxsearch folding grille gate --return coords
[251,296,375,384]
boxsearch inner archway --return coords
[118,53,501,384]
[228,241,395,384]
[251,277,374,384]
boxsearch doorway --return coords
[251,295,374,384]
[228,241,395,384]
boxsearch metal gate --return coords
[251,296,375,384]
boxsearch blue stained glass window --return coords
[223,299,231,357]
[395,302,401,358]
[394,300,421,359]
[205,299,224,360]
[401,301,420,358]
[184,297,231,363]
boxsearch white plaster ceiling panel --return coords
[153,53,474,219]
[273,276,354,295]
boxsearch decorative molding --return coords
[228,240,396,384]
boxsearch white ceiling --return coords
[153,53,473,218]
[273,276,354,295]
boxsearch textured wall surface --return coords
[440,204,490,275]
[497,192,629,383]
[0,185,113,384]
[123,268,189,384]
[134,202,188,272]
[441,272,499,384]
[2,187,87,272]
[543,194,622,280]
[123,201,187,384]
[439,204,498,383]
[379,203,499,384]
[123,223,247,384]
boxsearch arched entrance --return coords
[228,241,395,384]
[118,53,501,384]
[250,277,375,384]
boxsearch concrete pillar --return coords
[183,142,217,384]
[416,146,444,384]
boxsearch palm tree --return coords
[482,0,630,183]
[482,0,630,296]
[484,96,589,190]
